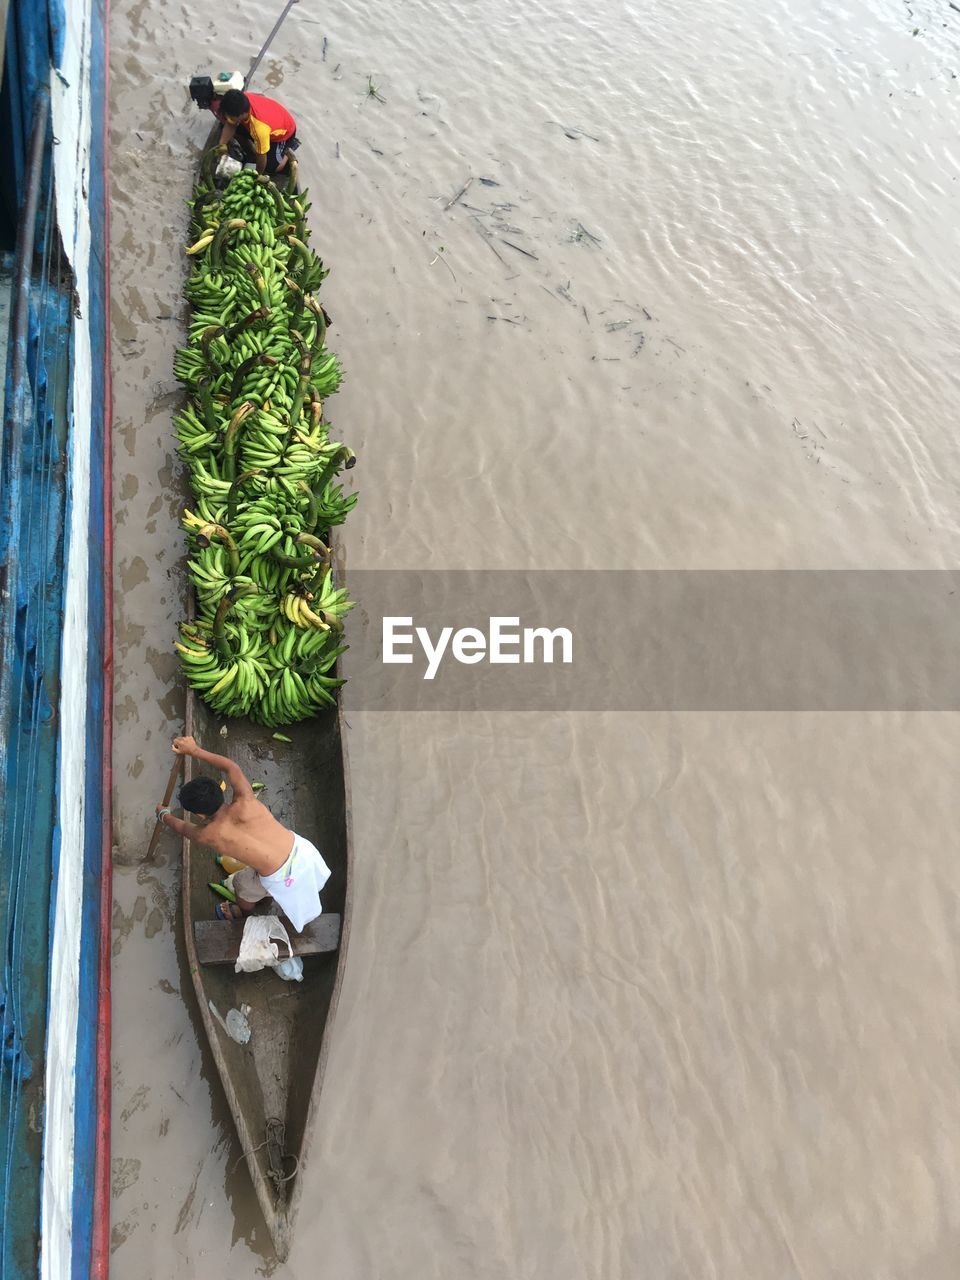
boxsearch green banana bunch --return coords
[308,567,354,628]
[173,164,358,725]
[176,621,266,718]
[311,349,343,398]
[174,404,218,458]
[187,543,233,605]
[314,481,358,528]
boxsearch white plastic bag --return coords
[235,915,293,974]
[215,155,243,182]
[208,999,252,1044]
[224,1006,252,1043]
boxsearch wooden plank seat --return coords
[194,913,341,966]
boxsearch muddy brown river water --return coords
[109,0,960,1275]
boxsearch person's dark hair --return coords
[219,89,250,119]
[179,776,224,815]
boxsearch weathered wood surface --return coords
[194,913,341,965]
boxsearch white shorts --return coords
[232,833,331,933]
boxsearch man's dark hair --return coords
[179,776,224,815]
[219,89,250,119]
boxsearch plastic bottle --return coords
[274,956,304,982]
[217,854,248,876]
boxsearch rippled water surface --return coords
[109,0,960,1274]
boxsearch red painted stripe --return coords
[91,0,114,1269]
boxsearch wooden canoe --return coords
[178,131,353,1259]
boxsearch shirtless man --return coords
[156,735,330,932]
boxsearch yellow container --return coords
[216,854,248,876]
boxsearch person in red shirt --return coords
[214,88,298,175]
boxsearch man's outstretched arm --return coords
[156,807,206,840]
[172,735,255,799]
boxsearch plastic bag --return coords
[215,155,243,182]
[235,915,293,974]
[224,1006,252,1043]
[208,999,252,1044]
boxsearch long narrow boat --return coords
[180,590,353,1257]
[178,112,354,1260]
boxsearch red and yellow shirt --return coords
[220,93,296,154]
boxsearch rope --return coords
[231,1117,300,1192]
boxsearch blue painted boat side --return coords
[70,0,110,1267]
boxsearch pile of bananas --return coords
[173,156,357,726]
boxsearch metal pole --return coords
[0,90,49,788]
[244,0,300,91]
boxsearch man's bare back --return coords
[196,796,294,875]
[157,736,293,877]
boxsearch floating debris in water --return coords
[443,177,473,210]
[571,222,602,246]
[500,239,538,260]
[545,121,601,142]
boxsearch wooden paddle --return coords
[144,748,185,862]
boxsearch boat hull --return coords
[179,132,354,1259]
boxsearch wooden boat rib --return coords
[181,537,354,1260]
